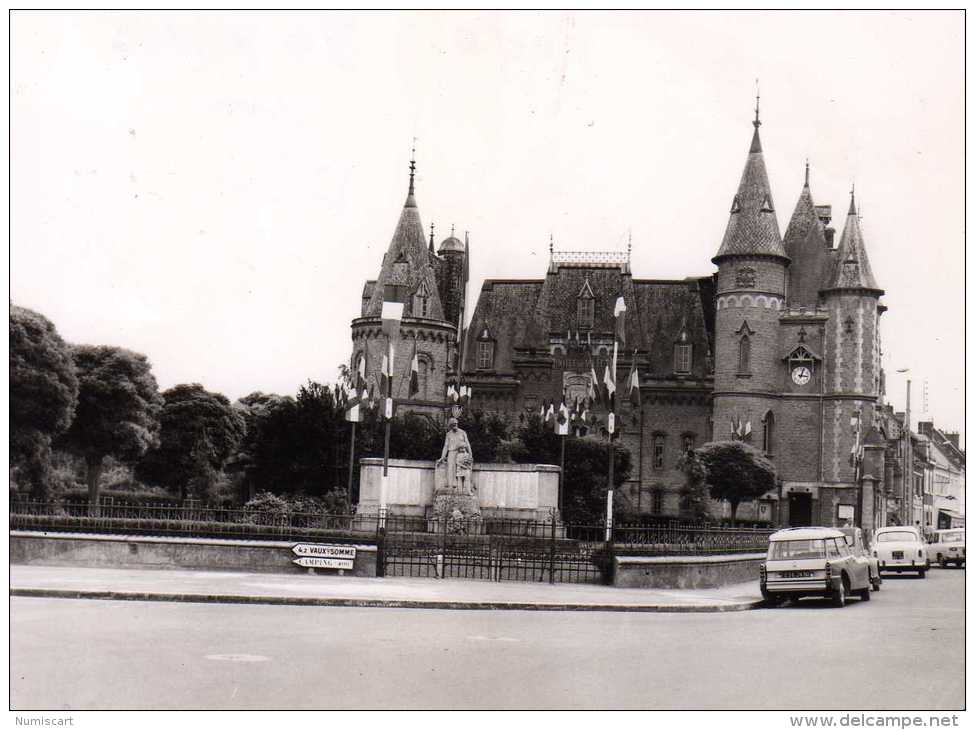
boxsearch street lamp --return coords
[896,368,912,527]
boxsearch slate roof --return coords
[713,124,787,262]
[462,264,713,380]
[362,176,447,321]
[783,171,831,308]
[823,194,882,293]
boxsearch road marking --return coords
[205,654,270,662]
[467,635,519,643]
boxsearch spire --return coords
[823,186,882,294]
[804,159,810,188]
[783,163,829,308]
[429,221,435,253]
[713,96,787,263]
[848,183,857,216]
[405,140,417,208]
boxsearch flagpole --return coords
[606,340,618,543]
[559,432,565,517]
[381,335,392,528]
[348,420,357,503]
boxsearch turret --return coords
[711,98,789,446]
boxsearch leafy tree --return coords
[231,392,295,501]
[9,305,79,500]
[514,415,631,524]
[136,384,245,502]
[59,345,164,512]
[677,448,712,522]
[695,440,776,525]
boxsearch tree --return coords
[676,448,712,522]
[59,345,164,513]
[136,384,245,502]
[695,440,776,524]
[9,305,79,500]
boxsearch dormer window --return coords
[673,318,692,374]
[476,328,495,370]
[577,278,595,329]
[412,281,430,318]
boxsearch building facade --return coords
[351,109,925,528]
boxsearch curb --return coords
[10,587,764,613]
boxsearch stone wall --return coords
[614,552,765,589]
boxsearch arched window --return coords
[652,434,666,470]
[577,278,595,329]
[418,359,429,399]
[681,433,696,453]
[738,335,751,374]
[762,411,775,454]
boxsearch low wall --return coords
[614,553,765,589]
[10,531,378,577]
[357,458,560,520]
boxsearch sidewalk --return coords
[10,564,764,613]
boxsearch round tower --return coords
[711,104,790,446]
[819,191,885,486]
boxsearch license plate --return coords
[949,547,958,552]
[780,571,814,578]
[892,551,904,559]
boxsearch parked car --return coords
[872,526,928,577]
[926,528,966,568]
[838,526,882,591]
[761,527,873,607]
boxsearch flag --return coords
[850,411,863,467]
[539,403,545,420]
[545,400,555,424]
[627,356,640,406]
[603,363,616,407]
[381,284,407,339]
[743,420,752,438]
[460,385,471,407]
[731,415,742,440]
[380,352,391,396]
[557,392,569,436]
[408,341,420,398]
[614,295,627,347]
[356,354,367,391]
[589,358,601,406]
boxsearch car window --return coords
[836,539,851,557]
[877,531,918,543]
[826,539,841,559]
[941,533,964,544]
[769,539,825,560]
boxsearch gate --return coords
[378,515,605,584]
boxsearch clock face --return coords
[792,366,812,386]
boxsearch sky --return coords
[9,10,965,445]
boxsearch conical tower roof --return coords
[712,112,787,263]
[362,162,446,320]
[823,192,883,294]
[783,163,823,252]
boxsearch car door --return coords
[837,537,867,589]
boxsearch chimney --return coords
[945,432,961,450]
[824,228,835,248]
[918,421,934,438]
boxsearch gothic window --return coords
[577,298,595,329]
[681,433,696,453]
[674,344,692,374]
[477,341,494,370]
[738,335,751,374]
[762,411,775,454]
[652,490,664,515]
[652,434,666,470]
[418,359,429,399]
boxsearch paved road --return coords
[10,567,964,710]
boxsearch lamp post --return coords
[896,368,912,527]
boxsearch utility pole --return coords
[897,369,912,527]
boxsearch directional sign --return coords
[292,544,356,559]
[293,556,354,570]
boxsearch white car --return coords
[873,526,928,577]
[927,528,965,568]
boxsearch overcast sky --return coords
[10,11,964,444]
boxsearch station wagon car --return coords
[872,526,928,577]
[761,527,872,607]
[838,526,882,591]
[926,528,965,568]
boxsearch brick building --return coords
[351,108,901,528]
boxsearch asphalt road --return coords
[10,566,964,710]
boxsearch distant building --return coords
[918,421,966,529]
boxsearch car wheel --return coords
[831,578,847,608]
[918,568,927,579]
[939,555,946,568]
[871,576,881,592]
[858,585,871,601]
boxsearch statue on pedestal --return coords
[432,417,481,531]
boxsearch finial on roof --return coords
[451,223,455,237]
[549,233,554,256]
[849,183,857,216]
[627,229,632,260]
[804,159,810,187]
[429,221,435,252]
[753,79,761,129]
[408,138,417,196]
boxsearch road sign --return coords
[292,544,356,559]
[293,556,354,570]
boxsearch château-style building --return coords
[351,105,900,529]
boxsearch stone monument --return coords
[432,417,481,532]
